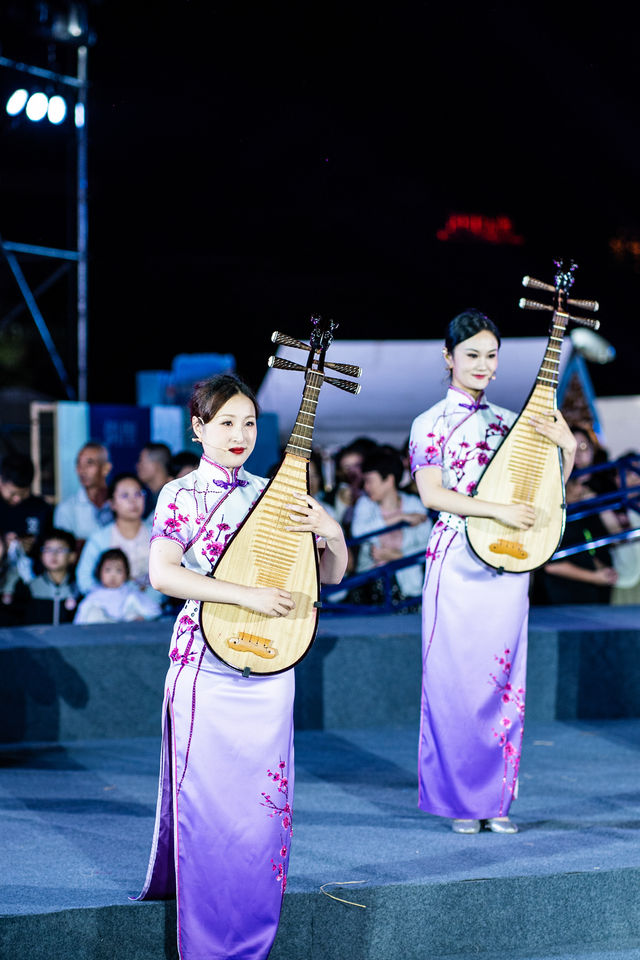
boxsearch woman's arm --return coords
[285,493,349,584]
[149,539,296,616]
[544,560,618,586]
[414,467,536,529]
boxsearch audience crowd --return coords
[0,423,638,628]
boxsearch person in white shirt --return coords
[54,442,113,548]
[75,472,156,599]
[351,447,432,601]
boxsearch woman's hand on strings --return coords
[529,409,577,477]
[286,493,343,542]
[492,501,536,530]
[240,585,295,617]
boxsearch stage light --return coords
[74,103,85,128]
[6,88,28,116]
[25,92,49,122]
[47,95,67,124]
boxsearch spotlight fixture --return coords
[5,88,28,115]
[25,91,49,121]
[48,95,67,124]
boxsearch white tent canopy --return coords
[257,337,571,453]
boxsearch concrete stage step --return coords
[0,605,639,746]
[1,720,639,959]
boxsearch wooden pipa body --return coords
[200,319,361,675]
[466,265,599,574]
[465,379,566,573]
[200,446,320,675]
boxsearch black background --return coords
[1,1,638,404]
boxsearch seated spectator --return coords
[76,473,156,598]
[136,442,172,518]
[538,427,619,604]
[0,532,21,625]
[350,447,432,605]
[14,528,81,626]
[309,450,336,516]
[326,437,378,529]
[169,450,200,479]
[0,452,53,557]
[54,442,113,550]
[75,548,161,624]
[609,451,640,605]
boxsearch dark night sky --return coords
[1,1,639,405]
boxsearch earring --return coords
[491,375,497,381]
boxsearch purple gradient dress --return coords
[135,455,294,960]
[409,386,529,820]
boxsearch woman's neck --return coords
[450,383,483,402]
[115,517,142,538]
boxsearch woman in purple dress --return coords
[409,310,576,835]
[136,373,347,959]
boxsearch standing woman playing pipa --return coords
[409,310,576,834]
[135,373,347,959]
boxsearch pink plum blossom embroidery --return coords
[169,614,198,664]
[162,502,191,538]
[261,760,293,897]
[489,648,525,814]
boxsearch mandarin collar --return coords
[197,455,249,490]
[446,385,489,412]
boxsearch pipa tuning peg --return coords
[267,356,307,373]
[568,314,600,331]
[324,359,362,378]
[325,376,361,395]
[522,276,556,294]
[567,298,599,313]
[519,298,554,312]
[271,331,312,352]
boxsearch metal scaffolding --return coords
[0,29,90,401]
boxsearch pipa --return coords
[200,316,361,675]
[466,260,601,573]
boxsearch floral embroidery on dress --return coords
[489,648,525,813]
[163,503,191,538]
[445,418,509,491]
[409,390,513,495]
[152,457,266,662]
[169,614,198,665]
[261,760,293,895]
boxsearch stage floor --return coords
[1,718,639,913]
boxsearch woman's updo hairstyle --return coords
[445,308,501,354]
[189,373,259,425]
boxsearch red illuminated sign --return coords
[437,214,524,246]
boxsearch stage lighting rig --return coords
[0,0,93,400]
[5,88,70,125]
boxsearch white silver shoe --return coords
[484,817,518,834]
[451,818,481,834]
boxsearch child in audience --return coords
[74,548,161,624]
[17,528,81,626]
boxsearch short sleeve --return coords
[150,482,194,552]
[409,406,445,474]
